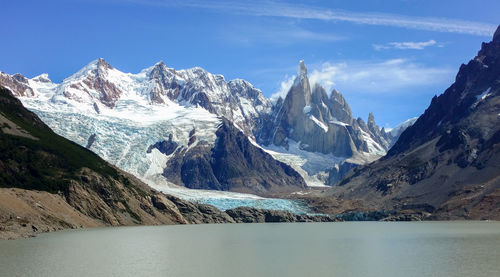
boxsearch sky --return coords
[1,0,498,127]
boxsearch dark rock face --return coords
[163,118,307,195]
[323,25,500,220]
[326,161,359,186]
[93,102,100,114]
[389,26,500,157]
[225,207,341,223]
[147,134,178,155]
[148,61,180,103]
[86,134,97,149]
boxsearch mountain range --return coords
[0,57,401,197]
[0,86,345,239]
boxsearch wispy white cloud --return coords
[271,74,295,100]
[223,24,345,46]
[273,59,454,97]
[122,0,496,36]
[374,40,439,50]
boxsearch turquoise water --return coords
[197,197,310,213]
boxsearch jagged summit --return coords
[298,60,307,76]
[32,73,51,83]
[82,58,113,72]
[96,57,112,69]
[493,24,500,41]
[259,59,392,160]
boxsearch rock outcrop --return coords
[0,72,34,97]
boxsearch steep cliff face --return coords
[322,26,500,220]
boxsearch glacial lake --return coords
[1,222,499,277]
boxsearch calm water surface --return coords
[1,222,499,277]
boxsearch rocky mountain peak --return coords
[147,61,178,103]
[298,60,307,77]
[0,72,34,97]
[149,61,169,74]
[330,89,341,99]
[367,112,376,126]
[32,73,51,83]
[96,58,112,70]
[493,25,500,42]
[148,61,170,78]
[367,112,380,135]
[325,29,500,219]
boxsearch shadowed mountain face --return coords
[163,118,307,195]
[323,26,500,220]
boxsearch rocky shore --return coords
[0,187,343,240]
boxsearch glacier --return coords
[19,85,311,214]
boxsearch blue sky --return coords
[2,0,498,127]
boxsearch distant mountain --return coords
[0,57,394,193]
[321,25,500,220]
[386,117,418,146]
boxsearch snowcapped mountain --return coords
[0,58,394,194]
[386,117,418,145]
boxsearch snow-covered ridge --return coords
[19,58,271,136]
[388,117,418,137]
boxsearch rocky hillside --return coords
[320,26,500,220]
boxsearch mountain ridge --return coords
[313,25,500,220]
